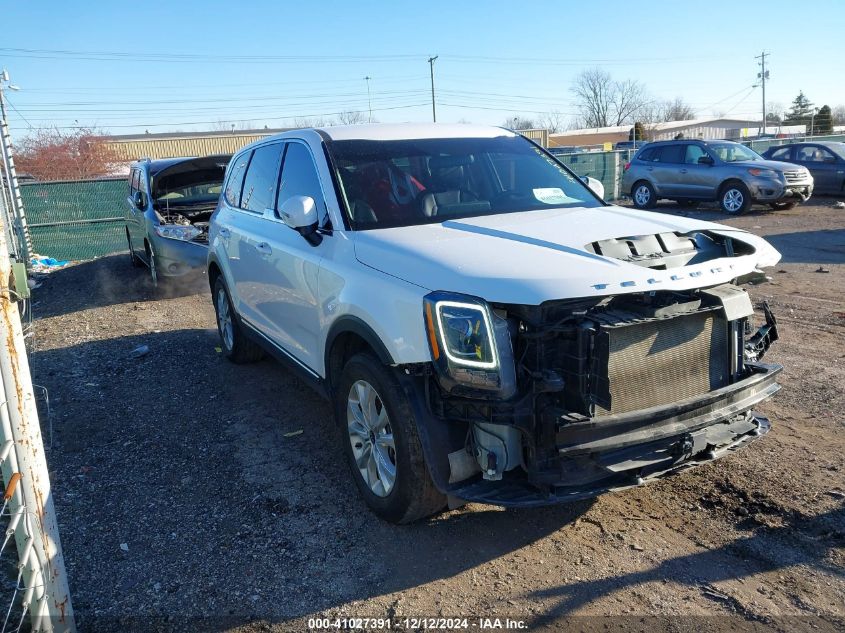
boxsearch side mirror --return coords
[581,175,606,199]
[279,195,322,246]
[824,155,838,164]
[697,155,714,165]
[133,190,146,210]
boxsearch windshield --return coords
[709,143,763,163]
[329,135,603,229]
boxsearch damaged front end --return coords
[151,155,231,246]
[411,234,782,507]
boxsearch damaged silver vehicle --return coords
[125,155,231,285]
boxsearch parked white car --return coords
[208,124,783,523]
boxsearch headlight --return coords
[154,224,202,241]
[748,168,778,179]
[423,292,516,399]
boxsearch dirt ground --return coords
[27,198,844,632]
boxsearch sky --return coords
[2,0,844,137]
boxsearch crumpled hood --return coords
[353,205,781,305]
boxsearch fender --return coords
[324,315,395,381]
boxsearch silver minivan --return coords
[621,140,813,214]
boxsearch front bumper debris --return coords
[404,363,782,508]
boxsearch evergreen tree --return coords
[814,105,833,135]
[784,91,813,126]
[629,122,645,141]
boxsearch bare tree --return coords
[536,110,567,133]
[570,68,649,128]
[502,116,536,130]
[832,105,845,126]
[16,127,119,181]
[765,102,785,125]
[660,97,696,122]
[292,116,330,128]
[336,111,367,125]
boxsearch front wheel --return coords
[126,228,143,268]
[632,181,657,209]
[720,182,752,215]
[336,353,445,524]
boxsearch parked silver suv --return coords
[621,139,813,214]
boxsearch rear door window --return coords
[657,145,684,164]
[240,143,285,213]
[224,151,252,207]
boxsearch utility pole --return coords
[0,70,30,264]
[427,56,438,123]
[364,76,372,123]
[756,51,769,135]
[0,189,75,632]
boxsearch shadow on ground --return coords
[31,329,594,631]
[32,254,208,319]
[527,504,844,630]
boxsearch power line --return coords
[7,102,431,131]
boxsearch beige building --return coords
[549,118,769,148]
[102,127,292,161]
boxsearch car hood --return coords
[732,159,807,172]
[352,205,781,305]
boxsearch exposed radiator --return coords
[594,311,730,416]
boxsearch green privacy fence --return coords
[552,150,627,200]
[20,178,127,261]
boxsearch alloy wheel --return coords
[723,188,744,213]
[216,288,234,351]
[634,185,651,207]
[347,379,396,497]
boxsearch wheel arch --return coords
[325,316,395,393]
[718,178,748,196]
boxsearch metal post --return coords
[0,75,31,265]
[756,51,769,136]
[428,56,438,123]
[364,76,372,123]
[0,193,75,632]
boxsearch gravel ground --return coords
[27,198,845,632]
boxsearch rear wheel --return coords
[213,277,264,364]
[719,182,752,215]
[336,352,445,524]
[632,181,657,209]
[770,201,797,211]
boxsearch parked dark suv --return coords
[621,139,814,214]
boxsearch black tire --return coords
[144,241,163,288]
[213,277,265,364]
[335,352,445,524]
[631,181,657,209]
[770,201,797,211]
[719,181,752,215]
[126,228,143,268]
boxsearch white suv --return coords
[208,124,783,523]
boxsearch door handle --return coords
[646,167,654,171]
[255,242,272,256]
[680,168,688,174]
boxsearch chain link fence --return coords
[20,179,126,262]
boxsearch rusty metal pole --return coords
[0,186,74,631]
